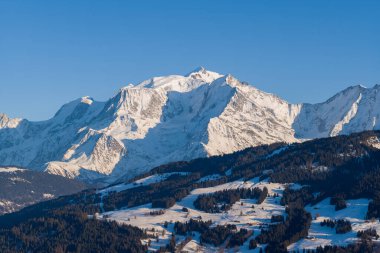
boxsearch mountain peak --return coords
[185,66,223,84]
[332,84,366,98]
[348,84,366,90]
[131,67,223,93]
[81,96,94,105]
[185,66,207,75]
[213,73,241,88]
[0,113,23,129]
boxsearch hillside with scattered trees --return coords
[1,131,380,252]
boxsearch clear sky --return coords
[0,0,379,120]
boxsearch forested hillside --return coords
[0,167,86,215]
[1,131,380,252]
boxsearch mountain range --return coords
[0,67,379,183]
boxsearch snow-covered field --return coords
[288,198,380,251]
[100,177,286,252]
[97,173,379,252]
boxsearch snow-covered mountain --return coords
[0,67,379,183]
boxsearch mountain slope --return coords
[0,166,86,214]
[0,68,379,182]
[2,131,380,252]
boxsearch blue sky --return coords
[0,0,379,120]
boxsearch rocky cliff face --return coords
[0,67,379,183]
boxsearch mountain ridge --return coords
[0,68,379,183]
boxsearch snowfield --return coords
[95,173,380,252]
[100,177,286,252]
[288,198,380,251]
